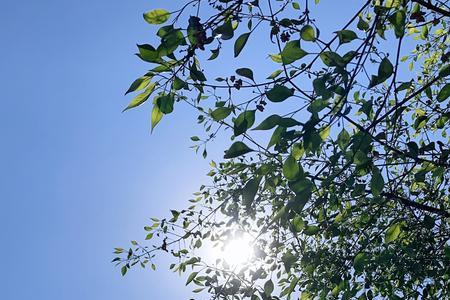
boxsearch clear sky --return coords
[0,1,362,299]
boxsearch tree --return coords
[114,0,450,298]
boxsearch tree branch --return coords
[383,192,450,218]
[413,0,450,17]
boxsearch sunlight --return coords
[220,234,254,267]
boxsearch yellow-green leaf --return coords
[143,9,170,25]
[151,104,163,132]
[123,84,156,112]
[283,155,299,181]
[385,222,401,243]
[300,25,316,41]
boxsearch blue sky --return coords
[0,1,365,299]
[1,0,208,298]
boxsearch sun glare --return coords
[220,235,254,267]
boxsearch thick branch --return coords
[413,0,450,17]
[383,192,450,218]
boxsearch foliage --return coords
[114,0,450,299]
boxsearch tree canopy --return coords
[114,0,450,298]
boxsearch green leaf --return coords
[337,129,350,150]
[151,104,163,132]
[126,76,151,95]
[378,57,394,81]
[173,77,187,90]
[189,64,207,82]
[157,27,185,56]
[253,115,300,130]
[445,245,450,258]
[208,48,220,60]
[388,10,406,38]
[319,126,331,140]
[385,222,401,243]
[242,177,261,207]
[289,179,312,195]
[267,69,283,79]
[303,130,322,153]
[236,68,254,81]
[283,155,299,181]
[439,65,450,78]
[280,276,299,298]
[281,40,308,64]
[269,54,282,63]
[186,272,198,285]
[214,20,234,40]
[313,77,332,99]
[266,85,294,102]
[357,17,369,31]
[268,126,285,148]
[304,225,320,235]
[437,84,450,102]
[121,265,128,276]
[156,94,175,114]
[292,143,304,160]
[123,84,156,112]
[224,141,254,159]
[254,115,282,130]
[336,30,358,44]
[292,2,300,9]
[300,25,316,41]
[264,279,274,296]
[143,9,170,25]
[211,107,232,121]
[353,252,367,273]
[234,33,250,57]
[370,57,394,87]
[281,251,297,272]
[292,215,304,232]
[137,44,160,63]
[234,110,256,136]
[371,167,384,197]
[354,150,369,166]
[320,51,345,67]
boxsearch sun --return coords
[220,234,254,267]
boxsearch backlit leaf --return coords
[300,25,316,41]
[281,40,308,64]
[126,76,151,95]
[123,84,156,112]
[151,104,163,132]
[283,155,299,181]
[143,9,170,25]
[385,222,401,243]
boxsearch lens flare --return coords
[221,235,254,266]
